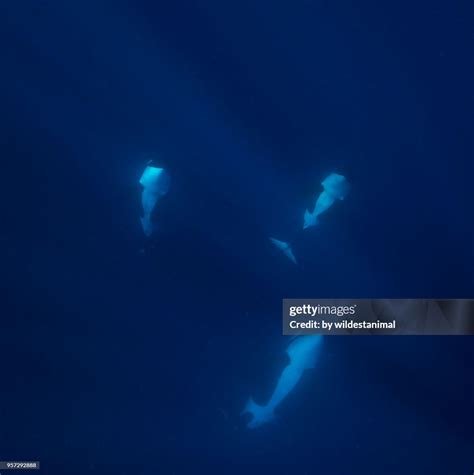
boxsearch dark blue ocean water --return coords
[1,1,473,474]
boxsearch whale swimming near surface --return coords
[303,173,350,229]
[269,237,297,264]
[139,163,170,236]
[242,335,323,429]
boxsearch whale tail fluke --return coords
[303,209,318,229]
[241,398,275,429]
[286,248,297,265]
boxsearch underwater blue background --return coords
[1,0,473,473]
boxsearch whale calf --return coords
[242,335,323,429]
[304,173,350,229]
[139,163,170,236]
[269,237,297,264]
